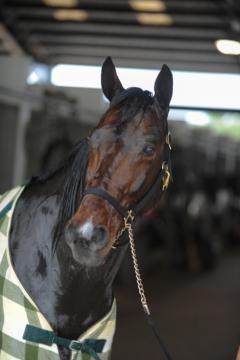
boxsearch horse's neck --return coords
[10,182,126,340]
[53,243,125,339]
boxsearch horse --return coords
[0,56,173,360]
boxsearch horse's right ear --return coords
[154,64,173,110]
[101,57,124,101]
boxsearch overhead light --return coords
[51,64,240,110]
[53,9,88,21]
[129,1,166,12]
[44,0,78,7]
[215,39,240,55]
[27,64,50,85]
[27,71,39,85]
[136,13,172,26]
[44,0,77,7]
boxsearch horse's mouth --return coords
[64,223,116,266]
[67,242,111,267]
[72,248,105,266]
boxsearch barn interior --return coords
[0,1,240,359]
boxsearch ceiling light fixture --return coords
[44,0,78,7]
[136,13,172,26]
[53,9,88,21]
[27,71,39,85]
[215,39,240,55]
[129,0,166,12]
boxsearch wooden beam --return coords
[30,34,218,52]
[16,21,227,39]
[45,45,236,64]
[0,24,23,54]
[6,7,225,28]
[4,0,224,14]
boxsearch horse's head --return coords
[65,57,173,266]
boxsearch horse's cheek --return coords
[131,173,146,193]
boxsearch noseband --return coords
[83,131,172,220]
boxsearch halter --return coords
[83,131,172,221]
[82,131,173,360]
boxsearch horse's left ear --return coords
[154,64,173,110]
[101,56,124,101]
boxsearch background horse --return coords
[1,57,173,360]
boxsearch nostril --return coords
[93,226,107,245]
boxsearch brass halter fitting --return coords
[166,131,172,150]
[162,162,170,191]
[124,210,135,228]
[112,210,135,249]
[161,131,172,191]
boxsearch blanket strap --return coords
[0,201,14,220]
[23,325,105,360]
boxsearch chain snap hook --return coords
[112,210,135,249]
[124,210,135,228]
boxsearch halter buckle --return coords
[166,131,172,150]
[69,340,83,350]
[162,162,170,191]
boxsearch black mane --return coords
[53,138,89,252]
[109,87,168,130]
[27,138,89,253]
[110,87,153,109]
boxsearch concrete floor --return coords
[112,253,240,360]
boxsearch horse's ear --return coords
[154,64,173,110]
[101,56,124,101]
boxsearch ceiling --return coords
[1,0,240,73]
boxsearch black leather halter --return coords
[83,132,172,219]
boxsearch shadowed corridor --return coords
[113,253,240,360]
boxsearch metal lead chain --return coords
[117,211,173,360]
[124,211,150,316]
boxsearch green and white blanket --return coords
[0,187,116,360]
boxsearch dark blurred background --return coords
[0,1,240,359]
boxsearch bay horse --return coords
[0,57,173,360]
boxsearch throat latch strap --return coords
[23,325,105,360]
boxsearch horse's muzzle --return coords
[65,221,108,252]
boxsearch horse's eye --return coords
[142,145,156,156]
